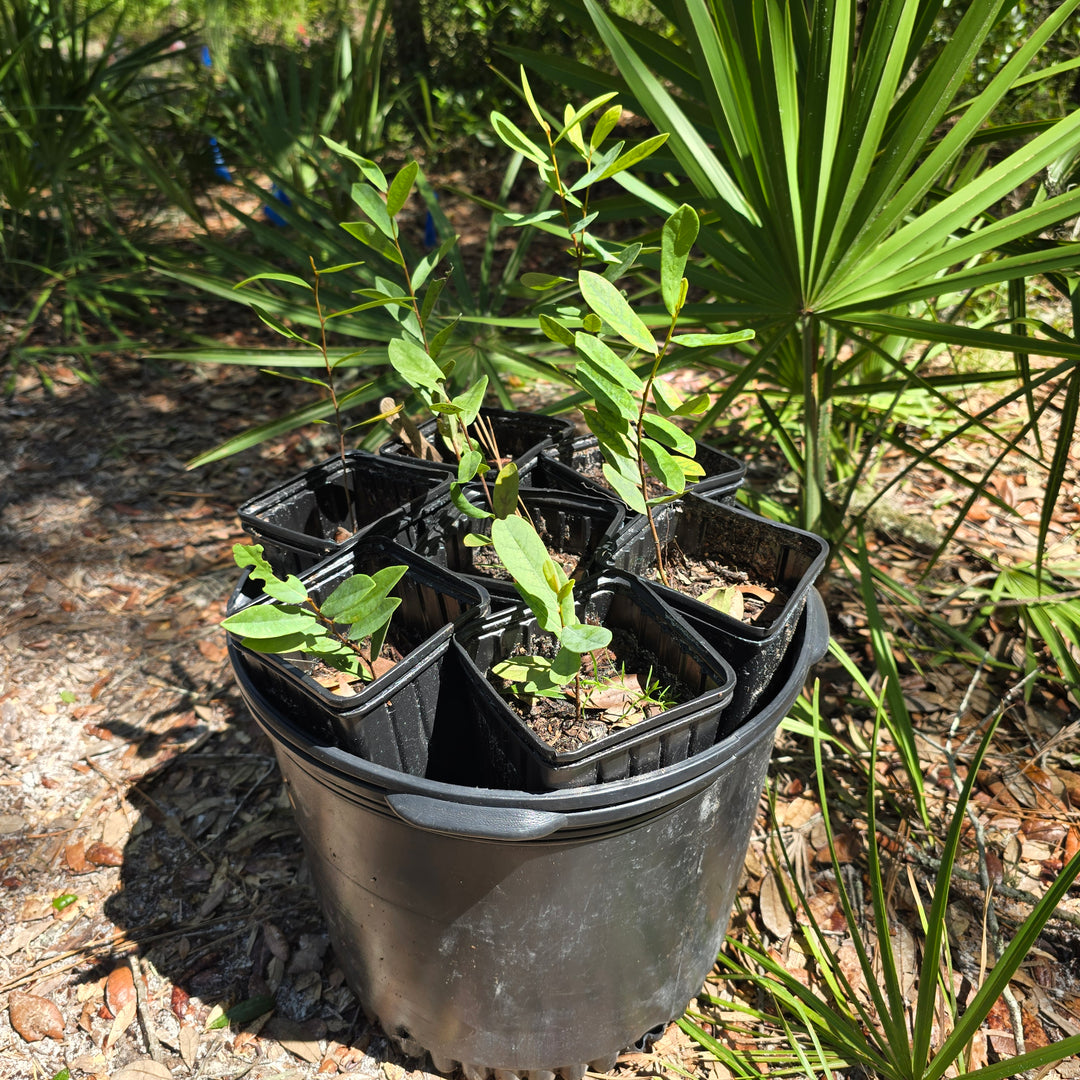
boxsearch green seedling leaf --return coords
[650,379,682,416]
[563,103,585,153]
[493,209,562,227]
[661,204,699,317]
[352,182,396,239]
[552,642,585,683]
[452,376,488,426]
[411,234,458,293]
[578,271,656,354]
[321,566,407,623]
[490,111,548,165]
[458,448,483,484]
[602,463,648,514]
[428,319,459,361]
[591,103,623,149]
[673,392,710,417]
[491,515,562,633]
[641,439,688,494]
[642,412,697,456]
[464,533,492,547]
[339,221,403,266]
[222,604,313,639]
[521,272,571,290]
[451,482,493,520]
[389,337,445,394]
[701,585,744,621]
[249,305,312,345]
[568,212,600,235]
[557,92,619,147]
[319,261,365,276]
[492,653,567,697]
[320,136,387,189]
[419,276,447,323]
[52,893,77,912]
[51,1069,71,1080]
[570,145,623,192]
[233,545,308,603]
[540,314,576,348]
[493,463,520,520]
[59,690,77,703]
[597,133,669,181]
[576,361,637,421]
[574,333,644,393]
[559,623,612,653]
[671,330,755,348]
[520,66,547,129]
[386,161,419,218]
[603,242,643,284]
[345,597,402,645]
[241,632,312,654]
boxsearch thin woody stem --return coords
[636,310,681,587]
[303,596,377,680]
[310,258,355,532]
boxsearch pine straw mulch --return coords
[1,338,1079,1080]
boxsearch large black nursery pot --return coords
[228,533,489,765]
[455,571,737,790]
[237,449,450,577]
[378,406,576,475]
[230,573,829,1077]
[604,492,828,726]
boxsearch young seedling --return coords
[233,258,398,535]
[460,463,612,725]
[321,142,497,494]
[222,544,407,684]
[491,66,670,268]
[565,204,754,586]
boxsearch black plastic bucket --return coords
[231,587,828,1075]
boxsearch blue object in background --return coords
[264,184,292,227]
[199,45,233,181]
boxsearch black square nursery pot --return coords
[229,575,830,1078]
[227,534,489,770]
[546,431,746,506]
[378,406,576,475]
[411,484,625,601]
[604,492,828,726]
[455,571,738,791]
[237,449,450,577]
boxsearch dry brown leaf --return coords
[105,965,136,1019]
[106,998,138,1051]
[582,673,642,711]
[179,1025,199,1069]
[64,839,88,872]
[85,842,123,867]
[113,1059,173,1080]
[780,794,819,829]
[9,991,64,1042]
[758,870,792,940]
[101,807,132,848]
[266,1017,327,1063]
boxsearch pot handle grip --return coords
[386,794,569,841]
